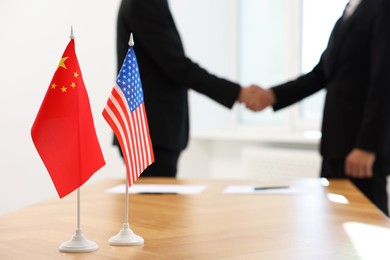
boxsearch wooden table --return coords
[1,178,390,259]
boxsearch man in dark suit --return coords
[115,0,267,178]
[260,0,390,215]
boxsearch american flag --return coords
[103,41,154,186]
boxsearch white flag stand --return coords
[59,189,98,252]
[108,172,144,246]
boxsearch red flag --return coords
[103,43,154,186]
[31,38,105,198]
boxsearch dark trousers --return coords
[140,147,180,178]
[114,135,180,178]
[321,158,389,216]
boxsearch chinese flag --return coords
[31,38,105,198]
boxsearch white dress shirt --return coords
[344,0,362,17]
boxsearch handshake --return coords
[238,85,276,112]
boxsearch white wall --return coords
[0,0,122,214]
[170,0,239,131]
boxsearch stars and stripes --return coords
[103,44,154,186]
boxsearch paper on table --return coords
[223,185,303,194]
[106,184,206,194]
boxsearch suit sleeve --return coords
[355,0,390,155]
[271,55,327,111]
[123,0,240,108]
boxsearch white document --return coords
[106,184,207,194]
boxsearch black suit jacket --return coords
[272,0,390,167]
[116,0,240,152]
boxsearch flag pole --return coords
[108,170,144,246]
[59,188,98,252]
[58,26,99,253]
[125,173,129,224]
[108,33,144,247]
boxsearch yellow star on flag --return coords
[57,57,68,70]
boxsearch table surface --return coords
[1,177,390,260]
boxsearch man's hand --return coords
[238,85,276,112]
[345,148,376,178]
